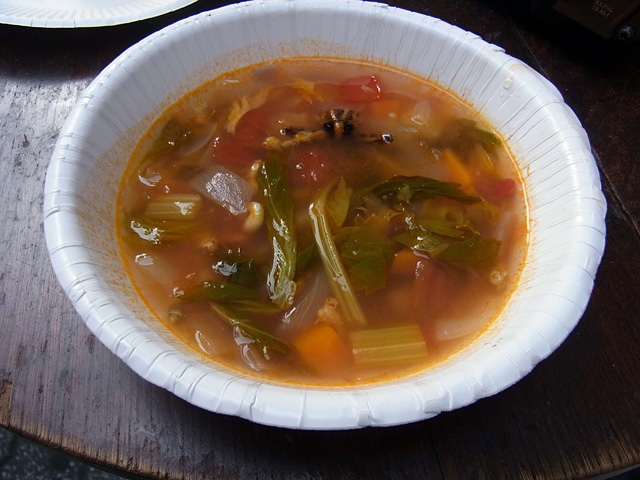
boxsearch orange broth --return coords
[117,58,528,386]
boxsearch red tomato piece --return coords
[210,108,268,168]
[288,145,335,187]
[476,177,517,203]
[492,178,517,199]
[210,134,256,168]
[339,75,383,103]
[235,108,268,145]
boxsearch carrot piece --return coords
[366,99,404,119]
[441,148,473,187]
[390,248,421,277]
[293,323,352,375]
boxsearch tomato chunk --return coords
[476,177,517,203]
[492,178,517,199]
[210,108,268,168]
[288,145,335,187]
[234,107,268,145]
[339,75,383,103]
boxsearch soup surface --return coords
[117,58,528,386]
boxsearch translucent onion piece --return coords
[190,165,254,215]
[433,315,489,342]
[177,122,218,156]
[280,268,331,334]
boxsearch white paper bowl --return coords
[0,0,198,28]
[44,0,607,429]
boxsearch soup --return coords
[117,58,528,386]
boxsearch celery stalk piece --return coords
[127,217,196,244]
[309,182,367,327]
[143,193,202,221]
[350,325,428,366]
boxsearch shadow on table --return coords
[1,425,639,480]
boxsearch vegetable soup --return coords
[117,58,528,386]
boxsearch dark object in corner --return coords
[529,0,640,41]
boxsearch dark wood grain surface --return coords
[1,1,639,479]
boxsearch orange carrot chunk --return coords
[293,323,353,375]
[366,99,404,119]
[441,148,472,187]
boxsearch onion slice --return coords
[190,165,254,215]
[177,122,218,156]
[279,268,331,335]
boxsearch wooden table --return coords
[1,1,639,478]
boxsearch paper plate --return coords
[0,0,197,28]
[44,0,607,429]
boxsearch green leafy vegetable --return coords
[255,153,297,308]
[458,119,501,146]
[413,219,475,240]
[345,248,389,293]
[175,280,282,315]
[419,204,466,225]
[213,258,257,287]
[175,281,256,303]
[395,227,500,270]
[229,301,284,316]
[337,216,396,293]
[309,181,367,327]
[350,176,481,214]
[465,126,502,146]
[347,175,498,271]
[370,176,481,204]
[145,118,192,159]
[296,244,317,277]
[394,230,448,256]
[433,234,501,269]
[393,212,500,269]
[210,303,289,354]
[396,184,413,202]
